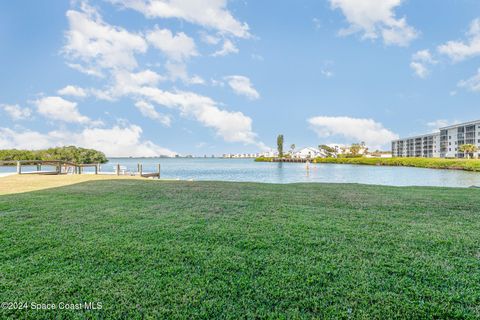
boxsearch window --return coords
[449,136,451,139]
[449,148,451,151]
[449,142,451,145]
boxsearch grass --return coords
[256,156,480,171]
[1,178,480,319]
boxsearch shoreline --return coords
[255,156,480,172]
[1,174,479,196]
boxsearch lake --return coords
[3,158,479,188]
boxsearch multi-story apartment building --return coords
[392,133,440,158]
[392,119,480,158]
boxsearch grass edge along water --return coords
[255,156,480,172]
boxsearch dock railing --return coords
[0,160,161,178]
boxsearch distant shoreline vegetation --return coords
[0,146,108,164]
[255,156,480,172]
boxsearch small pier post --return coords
[139,164,143,176]
[37,164,41,172]
[16,161,21,174]
[95,164,99,175]
[116,163,120,176]
[158,164,161,179]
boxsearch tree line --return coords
[0,146,108,164]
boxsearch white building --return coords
[293,147,329,159]
[392,119,480,158]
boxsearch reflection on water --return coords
[2,158,480,188]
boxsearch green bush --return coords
[255,156,480,172]
[0,146,108,164]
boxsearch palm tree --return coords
[459,144,478,159]
[277,134,284,158]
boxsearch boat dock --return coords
[269,158,312,163]
[0,160,161,178]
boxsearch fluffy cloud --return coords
[133,86,266,149]
[0,125,176,157]
[212,39,238,56]
[34,96,97,125]
[58,85,88,97]
[135,100,171,126]
[147,27,197,61]
[63,3,147,73]
[66,63,104,78]
[329,0,418,46]
[109,0,250,38]
[438,18,480,62]
[410,49,437,78]
[308,116,399,149]
[58,2,265,151]
[225,75,260,100]
[165,61,205,84]
[0,104,32,120]
[458,68,480,92]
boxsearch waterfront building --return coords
[392,120,480,158]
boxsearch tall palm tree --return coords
[277,134,284,158]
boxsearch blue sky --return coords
[1,0,480,156]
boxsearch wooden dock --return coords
[270,158,312,163]
[0,160,161,178]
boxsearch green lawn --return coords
[1,180,480,319]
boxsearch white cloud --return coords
[212,39,238,56]
[426,119,460,130]
[0,104,32,120]
[135,100,171,126]
[410,49,437,78]
[438,18,480,62]
[200,32,221,45]
[224,75,260,100]
[135,86,267,149]
[308,116,399,149]
[165,61,205,84]
[58,85,88,97]
[34,96,97,125]
[412,49,435,63]
[59,4,264,150]
[458,68,480,92]
[146,27,197,61]
[109,0,250,38]
[0,125,176,157]
[63,3,147,72]
[321,70,334,78]
[410,62,428,78]
[329,0,418,46]
[66,63,105,77]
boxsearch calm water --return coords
[2,158,480,187]
[112,158,480,187]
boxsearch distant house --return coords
[261,151,278,158]
[293,147,329,159]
